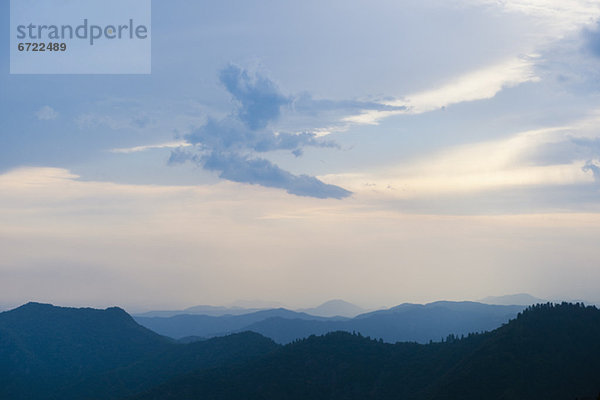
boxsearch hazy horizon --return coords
[2,293,598,315]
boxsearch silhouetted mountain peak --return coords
[4,302,138,332]
[14,301,54,311]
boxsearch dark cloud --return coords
[573,139,600,183]
[202,151,351,199]
[168,148,194,165]
[219,65,290,130]
[169,149,350,199]
[582,161,600,182]
[172,65,352,199]
[185,117,338,154]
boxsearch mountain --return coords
[136,301,524,344]
[134,308,339,339]
[229,299,284,309]
[135,299,365,319]
[0,303,278,400]
[133,303,600,400]
[298,299,368,317]
[2,301,599,400]
[245,301,524,343]
[425,302,600,400]
[134,305,263,318]
[351,301,524,339]
[57,332,277,400]
[0,302,171,399]
[134,299,286,319]
[480,293,546,305]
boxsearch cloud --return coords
[3,167,600,308]
[110,141,192,154]
[185,117,339,154]
[344,57,539,125]
[321,123,599,199]
[36,106,58,121]
[582,161,600,182]
[219,64,291,130]
[291,92,405,116]
[170,149,350,199]
[202,152,351,199]
[469,0,600,36]
[173,65,351,199]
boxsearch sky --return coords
[2,0,600,311]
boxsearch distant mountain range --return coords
[135,305,265,318]
[134,301,525,344]
[134,299,367,318]
[297,299,368,317]
[1,301,599,399]
[479,293,547,305]
[134,308,343,341]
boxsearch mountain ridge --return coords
[297,299,369,318]
[135,300,525,344]
[1,301,599,399]
[132,303,600,400]
[133,299,368,318]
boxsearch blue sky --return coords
[2,0,600,310]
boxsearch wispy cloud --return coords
[165,57,538,197]
[35,106,58,121]
[468,0,600,36]
[322,112,600,199]
[344,57,539,125]
[110,141,191,154]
